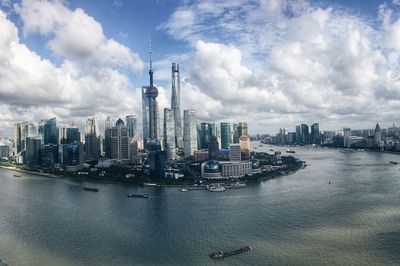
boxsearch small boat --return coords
[13,174,21,177]
[232,182,246,188]
[210,246,251,259]
[286,149,295,153]
[144,183,158,187]
[127,193,148,198]
[207,185,226,192]
[390,161,398,165]
[180,188,188,192]
[83,187,98,192]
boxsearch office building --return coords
[229,143,241,161]
[40,144,58,168]
[201,160,252,180]
[38,117,59,145]
[104,116,111,158]
[220,122,231,149]
[183,110,198,158]
[110,118,129,162]
[208,136,219,160]
[295,125,301,144]
[301,124,309,144]
[310,123,320,144]
[163,108,176,160]
[171,63,183,149]
[25,137,41,166]
[84,117,100,161]
[126,115,137,140]
[14,121,37,155]
[232,123,240,143]
[61,143,84,172]
[199,122,210,149]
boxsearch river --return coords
[0,143,399,265]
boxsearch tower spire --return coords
[149,38,154,86]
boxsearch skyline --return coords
[2,0,400,137]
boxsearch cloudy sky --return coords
[0,0,400,137]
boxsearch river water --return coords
[0,143,400,265]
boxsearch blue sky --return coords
[1,0,400,137]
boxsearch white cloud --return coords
[15,0,143,72]
[0,7,152,137]
[160,0,400,133]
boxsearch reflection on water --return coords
[0,143,400,265]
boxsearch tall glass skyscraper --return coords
[125,115,137,140]
[171,63,183,149]
[183,110,197,158]
[110,118,129,162]
[163,108,175,160]
[84,117,100,160]
[39,117,59,145]
[220,122,232,150]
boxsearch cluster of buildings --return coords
[329,123,398,150]
[265,122,400,151]
[266,123,321,145]
[4,46,260,180]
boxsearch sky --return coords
[1,0,400,137]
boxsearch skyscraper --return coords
[238,122,248,137]
[232,123,240,143]
[199,122,210,149]
[104,116,112,158]
[220,122,232,149]
[61,124,80,144]
[183,110,197,158]
[375,123,382,148]
[14,121,36,155]
[238,122,250,160]
[163,108,175,160]
[110,118,129,162]
[125,115,137,140]
[296,125,301,144]
[171,63,183,150]
[300,124,309,144]
[84,117,100,161]
[38,117,58,145]
[25,137,41,166]
[310,123,320,144]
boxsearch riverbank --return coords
[0,166,62,178]
[0,159,305,188]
